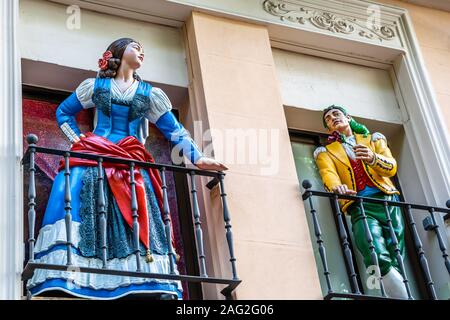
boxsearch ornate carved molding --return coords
[262,0,396,42]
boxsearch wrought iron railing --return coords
[301,179,450,300]
[21,134,241,300]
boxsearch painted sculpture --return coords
[27,38,227,299]
[314,105,409,299]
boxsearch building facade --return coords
[0,0,449,299]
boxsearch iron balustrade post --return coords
[405,205,437,299]
[427,208,450,275]
[26,134,38,263]
[302,180,333,295]
[129,162,141,272]
[218,173,238,281]
[189,171,208,277]
[97,158,107,269]
[382,201,413,299]
[63,152,73,266]
[160,167,176,275]
[357,198,386,297]
[332,193,361,294]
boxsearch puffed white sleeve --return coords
[146,87,173,124]
[75,78,95,109]
[148,87,203,164]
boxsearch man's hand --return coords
[194,157,228,171]
[332,184,357,195]
[353,144,375,164]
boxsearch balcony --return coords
[21,134,241,300]
[301,179,450,300]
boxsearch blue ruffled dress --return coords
[27,77,203,299]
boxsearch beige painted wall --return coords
[272,48,402,124]
[185,11,322,299]
[378,0,450,133]
[19,0,188,87]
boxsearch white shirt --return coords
[342,135,357,160]
[75,77,172,124]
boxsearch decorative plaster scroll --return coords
[262,0,396,42]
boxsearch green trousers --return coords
[347,193,405,276]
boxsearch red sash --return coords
[58,132,167,250]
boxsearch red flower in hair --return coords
[98,50,113,70]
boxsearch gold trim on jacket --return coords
[314,133,400,213]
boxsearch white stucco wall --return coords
[273,48,402,124]
[19,0,188,87]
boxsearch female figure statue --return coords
[27,38,227,299]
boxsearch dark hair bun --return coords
[97,38,143,81]
[98,58,121,78]
[108,58,121,71]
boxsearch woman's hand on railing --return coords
[332,184,357,195]
[194,156,228,171]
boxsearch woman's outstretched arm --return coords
[155,110,203,165]
[148,87,227,171]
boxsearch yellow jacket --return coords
[314,132,399,213]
